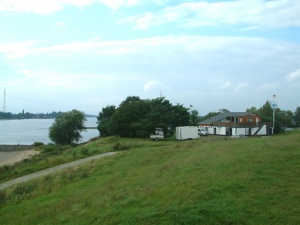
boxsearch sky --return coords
[0,0,300,116]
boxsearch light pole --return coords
[272,94,276,134]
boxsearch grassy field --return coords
[0,132,299,224]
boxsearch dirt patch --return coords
[0,150,39,167]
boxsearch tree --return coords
[190,109,199,125]
[294,107,300,127]
[97,96,191,138]
[97,105,116,137]
[49,109,86,145]
[171,103,191,127]
[199,112,220,122]
[277,109,293,127]
[257,101,273,122]
[219,108,230,113]
[144,97,174,133]
[110,97,151,137]
[246,106,257,113]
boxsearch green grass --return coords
[0,136,152,182]
[0,132,300,224]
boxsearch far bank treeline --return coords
[0,111,95,120]
[0,111,64,120]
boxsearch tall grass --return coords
[0,132,299,224]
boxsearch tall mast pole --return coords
[272,94,276,134]
[3,88,6,113]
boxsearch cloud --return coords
[0,41,37,58]
[0,0,63,14]
[0,0,169,14]
[122,0,300,29]
[1,35,299,102]
[285,68,300,82]
[54,21,65,27]
[234,82,251,91]
[220,81,231,89]
[257,82,279,92]
[98,0,140,10]
[0,35,268,59]
[16,68,116,91]
[143,80,160,91]
[0,0,127,14]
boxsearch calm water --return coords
[0,117,99,145]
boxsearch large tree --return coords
[97,105,116,137]
[97,96,191,137]
[190,109,200,125]
[110,96,151,137]
[294,107,300,127]
[257,101,273,122]
[277,109,294,128]
[49,109,86,145]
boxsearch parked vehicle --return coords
[150,128,164,141]
[198,128,208,136]
[176,126,199,140]
[284,128,294,131]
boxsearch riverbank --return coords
[0,150,39,167]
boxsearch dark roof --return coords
[198,112,254,125]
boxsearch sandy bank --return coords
[0,150,39,167]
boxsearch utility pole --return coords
[3,88,6,113]
[272,94,276,134]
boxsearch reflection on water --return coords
[0,117,99,145]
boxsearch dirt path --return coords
[0,150,39,167]
[0,152,118,190]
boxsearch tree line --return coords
[48,97,300,144]
[0,111,96,120]
[246,101,300,133]
[97,96,194,138]
[0,111,64,120]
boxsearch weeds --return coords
[112,143,130,151]
[80,147,89,156]
[0,191,6,204]
[62,167,90,183]
[33,142,44,147]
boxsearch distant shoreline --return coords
[0,115,97,121]
[0,145,34,152]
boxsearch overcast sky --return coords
[1,0,300,116]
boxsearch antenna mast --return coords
[3,88,6,112]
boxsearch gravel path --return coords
[0,152,118,191]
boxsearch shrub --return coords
[33,142,44,147]
[0,191,6,204]
[112,143,130,151]
[49,109,86,145]
[80,147,89,156]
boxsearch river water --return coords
[0,117,99,145]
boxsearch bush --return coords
[42,145,60,156]
[33,142,44,147]
[0,191,6,204]
[112,143,130,151]
[49,109,86,145]
[80,147,89,155]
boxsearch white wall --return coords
[257,125,267,135]
[199,125,268,136]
